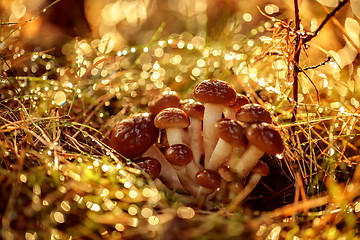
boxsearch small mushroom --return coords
[195,169,222,207]
[142,144,184,190]
[235,103,272,125]
[181,101,205,167]
[224,94,250,120]
[195,169,222,190]
[165,144,193,167]
[134,157,162,180]
[109,113,158,159]
[207,119,246,171]
[233,122,284,180]
[148,91,181,116]
[154,108,190,146]
[228,161,269,212]
[193,79,237,165]
[165,144,199,196]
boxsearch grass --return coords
[1,0,360,239]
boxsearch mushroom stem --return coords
[194,79,237,166]
[196,186,213,208]
[224,109,237,120]
[203,103,223,166]
[233,122,284,180]
[186,161,201,184]
[166,128,184,146]
[176,167,199,196]
[195,169,221,208]
[164,144,200,196]
[233,144,264,180]
[154,108,190,147]
[227,146,247,169]
[227,173,262,212]
[142,144,184,191]
[210,118,246,171]
[187,118,203,167]
[207,139,233,170]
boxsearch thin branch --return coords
[291,0,301,122]
[1,0,62,42]
[304,0,350,43]
[303,56,332,70]
[294,62,320,104]
[294,0,300,32]
[0,0,62,26]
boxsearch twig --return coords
[290,0,350,122]
[270,195,330,218]
[0,0,62,26]
[291,0,301,122]
[304,0,350,43]
[303,56,332,71]
[294,61,320,103]
[1,0,62,42]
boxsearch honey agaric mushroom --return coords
[195,169,222,207]
[142,144,184,190]
[207,119,246,171]
[148,91,181,116]
[134,157,162,180]
[224,94,250,120]
[154,108,190,146]
[193,79,237,166]
[233,122,284,180]
[195,169,222,190]
[228,161,269,212]
[181,101,205,167]
[165,144,199,196]
[235,103,272,125]
[109,113,158,159]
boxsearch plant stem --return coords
[291,0,350,122]
[291,0,301,122]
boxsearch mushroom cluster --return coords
[109,79,284,207]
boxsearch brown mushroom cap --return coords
[154,108,190,129]
[195,169,221,189]
[215,119,246,146]
[164,144,193,167]
[251,161,270,177]
[148,91,180,116]
[181,101,205,120]
[193,79,237,105]
[245,122,284,156]
[109,113,159,159]
[228,94,250,112]
[236,104,272,124]
[135,157,162,180]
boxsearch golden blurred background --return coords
[1,0,359,111]
[1,0,358,65]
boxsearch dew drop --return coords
[54,91,66,106]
